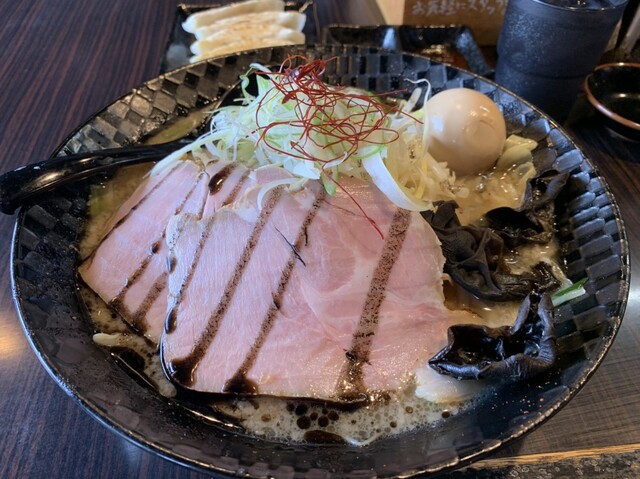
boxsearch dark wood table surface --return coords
[1,1,639,478]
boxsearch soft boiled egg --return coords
[426,88,507,176]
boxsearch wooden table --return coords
[1,1,638,477]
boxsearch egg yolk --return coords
[426,88,507,176]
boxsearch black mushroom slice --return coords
[484,168,570,249]
[429,292,556,381]
[422,202,558,301]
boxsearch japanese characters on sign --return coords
[405,0,508,44]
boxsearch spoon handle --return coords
[0,138,190,215]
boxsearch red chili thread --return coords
[252,56,418,237]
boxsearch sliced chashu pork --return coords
[78,152,260,344]
[161,174,460,401]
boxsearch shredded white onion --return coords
[160,63,533,213]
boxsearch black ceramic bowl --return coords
[11,45,628,478]
[585,62,640,140]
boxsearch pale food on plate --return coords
[192,11,307,41]
[190,35,303,63]
[182,0,306,63]
[182,0,286,33]
[191,23,305,55]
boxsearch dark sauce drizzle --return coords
[163,161,245,335]
[166,187,285,386]
[164,214,215,335]
[335,208,411,401]
[167,164,247,334]
[167,254,177,274]
[224,188,327,394]
[108,170,208,334]
[208,164,235,194]
[222,170,250,206]
[83,161,183,267]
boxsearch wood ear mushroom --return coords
[429,293,556,381]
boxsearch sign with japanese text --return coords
[403,0,508,44]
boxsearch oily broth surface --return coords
[78,154,558,445]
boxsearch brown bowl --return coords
[584,62,640,140]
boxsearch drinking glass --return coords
[495,0,629,121]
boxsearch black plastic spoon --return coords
[0,77,248,216]
[0,138,197,215]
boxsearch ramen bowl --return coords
[11,45,628,477]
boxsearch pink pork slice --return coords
[78,153,256,345]
[161,175,459,402]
